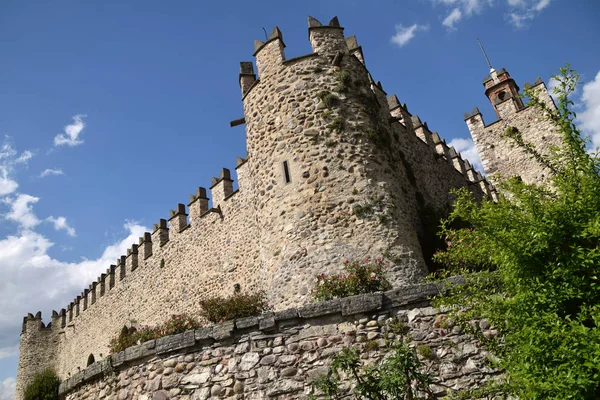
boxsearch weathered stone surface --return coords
[212,321,235,341]
[239,352,260,371]
[298,299,341,318]
[59,301,497,400]
[156,331,195,354]
[182,372,210,385]
[23,14,514,400]
[341,293,382,316]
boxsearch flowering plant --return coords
[108,314,201,354]
[311,258,392,302]
[199,291,271,323]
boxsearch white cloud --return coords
[0,138,34,196]
[534,0,552,11]
[0,377,15,400]
[47,216,76,237]
[15,150,33,164]
[430,0,553,29]
[0,345,18,360]
[547,76,560,101]
[0,175,18,197]
[448,137,484,173]
[0,221,148,360]
[54,114,87,147]
[3,194,40,230]
[578,71,600,150]
[391,23,429,47]
[506,0,553,28]
[40,168,64,178]
[443,8,463,29]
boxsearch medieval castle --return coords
[16,16,559,400]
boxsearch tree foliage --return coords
[23,368,59,400]
[309,319,434,400]
[432,65,600,399]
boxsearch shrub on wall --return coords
[311,258,392,302]
[108,314,201,354]
[199,291,271,323]
[23,368,59,400]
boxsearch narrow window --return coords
[87,354,95,366]
[283,161,291,184]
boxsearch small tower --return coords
[483,68,524,119]
[465,40,559,184]
[477,39,524,119]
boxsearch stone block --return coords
[297,299,341,318]
[194,326,213,341]
[124,342,155,362]
[112,351,126,367]
[236,316,259,329]
[274,308,299,321]
[258,313,275,331]
[212,320,235,341]
[156,330,195,354]
[83,361,103,381]
[340,293,382,316]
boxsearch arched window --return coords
[497,91,507,102]
[87,354,95,366]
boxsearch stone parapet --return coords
[59,285,500,399]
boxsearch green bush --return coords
[311,258,392,302]
[108,314,201,354]
[199,291,271,323]
[431,65,600,399]
[23,368,59,400]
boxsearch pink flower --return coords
[377,258,382,263]
[447,241,452,247]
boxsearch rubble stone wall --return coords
[59,285,501,400]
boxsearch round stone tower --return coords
[238,16,427,309]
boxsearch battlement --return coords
[17,16,556,399]
[32,159,250,333]
[466,74,559,184]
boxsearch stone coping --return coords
[58,281,445,395]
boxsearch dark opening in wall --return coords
[283,161,291,184]
[87,354,95,366]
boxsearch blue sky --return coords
[1,0,599,397]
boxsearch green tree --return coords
[309,320,434,400]
[432,65,600,399]
[23,368,59,400]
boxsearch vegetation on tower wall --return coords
[23,368,59,400]
[431,65,600,399]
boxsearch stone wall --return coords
[466,81,560,184]
[17,16,496,399]
[58,285,501,400]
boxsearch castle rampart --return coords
[57,285,500,400]
[466,72,560,184]
[17,16,496,399]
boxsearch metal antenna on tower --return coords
[477,38,494,73]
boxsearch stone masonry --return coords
[17,15,555,399]
[465,68,560,184]
[58,284,501,400]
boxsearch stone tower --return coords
[465,61,560,184]
[237,16,487,308]
[239,17,429,309]
[17,16,491,399]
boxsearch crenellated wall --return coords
[57,285,502,400]
[17,15,498,399]
[466,75,561,184]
